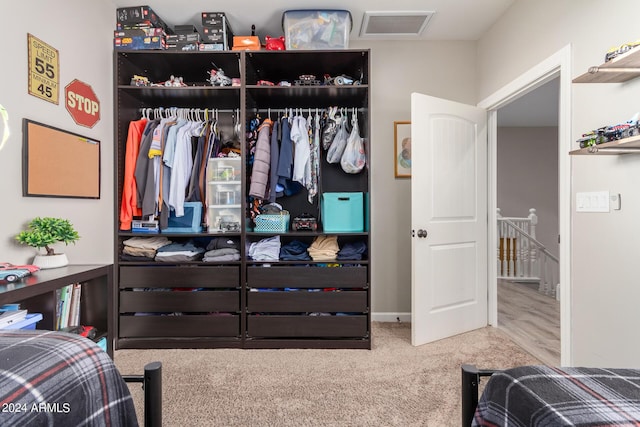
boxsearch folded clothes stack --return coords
[280,240,311,261]
[307,235,339,261]
[203,237,240,262]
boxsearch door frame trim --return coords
[478,44,572,365]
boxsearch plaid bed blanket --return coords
[0,330,138,426]
[473,365,640,426]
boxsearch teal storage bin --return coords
[322,192,364,232]
[95,336,107,352]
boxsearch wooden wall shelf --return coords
[570,134,640,155]
[574,47,640,83]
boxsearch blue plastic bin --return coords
[165,202,203,232]
[2,313,43,330]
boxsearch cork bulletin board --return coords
[23,119,100,198]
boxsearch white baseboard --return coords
[371,312,411,323]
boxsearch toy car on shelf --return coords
[0,263,40,283]
[130,74,150,86]
[577,128,607,148]
[292,214,318,231]
[220,221,240,232]
[323,74,360,86]
[294,74,321,86]
[576,113,640,148]
[60,325,97,339]
[605,40,640,62]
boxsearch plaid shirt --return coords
[0,330,138,426]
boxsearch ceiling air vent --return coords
[360,11,435,38]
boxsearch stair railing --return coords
[497,208,559,298]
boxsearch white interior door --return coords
[411,93,488,346]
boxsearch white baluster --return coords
[501,222,508,276]
[538,254,547,294]
[520,219,528,277]
[515,228,522,277]
[508,226,515,277]
[519,218,528,278]
[497,233,502,277]
[528,208,537,240]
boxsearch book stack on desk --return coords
[0,305,42,330]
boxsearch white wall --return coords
[497,127,559,257]
[479,0,640,367]
[0,0,115,265]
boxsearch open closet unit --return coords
[113,49,371,349]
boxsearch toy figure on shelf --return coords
[208,64,232,86]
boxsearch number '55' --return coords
[35,57,55,78]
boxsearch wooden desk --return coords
[0,264,114,356]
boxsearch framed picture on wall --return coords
[394,121,411,178]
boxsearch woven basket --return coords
[253,213,290,233]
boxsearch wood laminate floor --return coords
[497,279,560,365]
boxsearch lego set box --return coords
[114,5,170,50]
[113,8,236,51]
[201,12,234,50]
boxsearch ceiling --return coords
[110,0,516,41]
[109,0,557,127]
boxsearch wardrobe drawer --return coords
[247,315,368,338]
[119,265,239,288]
[247,290,367,313]
[119,290,239,313]
[246,266,367,288]
[119,314,239,337]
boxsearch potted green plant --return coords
[15,217,80,269]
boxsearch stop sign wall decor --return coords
[65,79,100,128]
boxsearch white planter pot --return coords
[33,253,69,269]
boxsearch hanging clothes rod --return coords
[251,107,366,113]
[139,107,239,114]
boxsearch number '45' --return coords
[37,84,52,98]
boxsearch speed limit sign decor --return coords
[27,34,59,104]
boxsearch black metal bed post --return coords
[461,364,495,427]
[123,361,162,427]
[144,361,162,427]
[461,364,479,427]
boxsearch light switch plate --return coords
[576,191,610,212]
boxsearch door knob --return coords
[417,229,428,238]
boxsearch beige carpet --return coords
[114,322,540,426]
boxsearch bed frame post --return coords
[144,361,162,427]
[461,364,479,426]
[461,364,497,426]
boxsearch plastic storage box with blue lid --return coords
[2,313,43,330]
[321,192,364,232]
[283,9,352,50]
